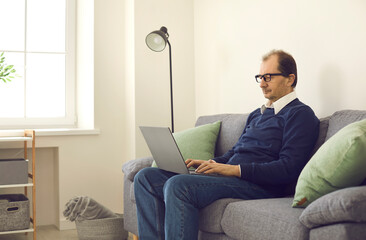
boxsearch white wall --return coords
[194,0,366,118]
[3,0,366,230]
[134,0,196,157]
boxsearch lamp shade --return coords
[146,26,169,52]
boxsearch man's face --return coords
[259,55,294,104]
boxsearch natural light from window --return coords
[0,0,75,128]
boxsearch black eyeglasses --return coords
[255,73,287,83]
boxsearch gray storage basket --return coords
[0,194,30,232]
[75,213,128,240]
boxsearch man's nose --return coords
[259,79,267,88]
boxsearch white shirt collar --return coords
[260,91,297,115]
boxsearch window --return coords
[0,0,76,129]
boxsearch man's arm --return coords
[211,150,234,164]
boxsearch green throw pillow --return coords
[293,119,366,208]
[151,121,221,168]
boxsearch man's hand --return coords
[185,159,207,168]
[185,159,241,177]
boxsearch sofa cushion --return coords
[198,231,235,240]
[152,121,222,167]
[196,114,249,157]
[299,186,366,228]
[325,110,366,141]
[293,119,366,207]
[199,198,241,233]
[310,116,330,157]
[221,198,308,240]
[309,223,366,240]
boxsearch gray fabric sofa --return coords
[122,109,366,240]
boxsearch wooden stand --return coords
[0,130,36,240]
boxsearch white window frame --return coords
[0,0,76,129]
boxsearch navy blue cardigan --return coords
[213,99,319,194]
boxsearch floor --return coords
[0,226,78,240]
[0,226,133,240]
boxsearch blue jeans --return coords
[134,167,276,240]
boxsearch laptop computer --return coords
[139,126,210,175]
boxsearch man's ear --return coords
[287,74,295,86]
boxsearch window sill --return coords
[0,128,100,137]
[35,128,100,136]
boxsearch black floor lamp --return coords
[145,26,174,133]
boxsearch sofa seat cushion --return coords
[199,198,241,233]
[221,198,308,240]
[309,223,366,240]
[198,231,235,240]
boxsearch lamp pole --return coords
[145,26,174,132]
[167,40,174,133]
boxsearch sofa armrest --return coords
[299,186,366,229]
[122,157,154,181]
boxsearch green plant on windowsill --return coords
[0,52,18,83]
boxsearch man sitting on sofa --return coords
[134,50,320,240]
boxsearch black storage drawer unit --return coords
[0,194,30,231]
[0,158,28,185]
